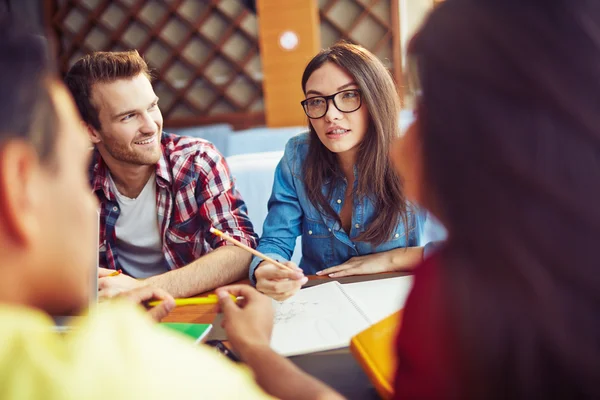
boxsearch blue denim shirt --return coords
[250,133,430,281]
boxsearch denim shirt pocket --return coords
[369,210,419,252]
[301,217,333,267]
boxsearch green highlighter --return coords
[160,323,213,344]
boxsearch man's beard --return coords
[101,130,162,166]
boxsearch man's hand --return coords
[114,286,176,321]
[317,247,424,278]
[98,267,144,299]
[216,284,275,354]
[216,285,345,400]
[255,261,307,301]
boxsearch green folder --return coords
[160,322,212,344]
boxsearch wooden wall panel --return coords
[45,0,403,129]
[257,0,321,127]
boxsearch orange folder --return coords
[349,311,402,399]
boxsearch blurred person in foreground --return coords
[0,18,342,400]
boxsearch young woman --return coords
[217,1,600,399]
[250,42,431,300]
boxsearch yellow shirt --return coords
[0,302,272,399]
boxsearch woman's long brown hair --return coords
[301,42,408,246]
[411,1,600,398]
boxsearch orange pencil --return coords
[209,227,295,272]
[107,269,121,277]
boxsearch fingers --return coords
[216,288,239,315]
[270,286,302,301]
[283,261,301,270]
[117,286,176,321]
[138,286,173,303]
[327,267,366,278]
[216,285,272,314]
[98,277,109,290]
[148,301,175,322]
[255,262,307,298]
[256,262,304,281]
[98,267,115,278]
[217,284,263,300]
[257,275,307,296]
[317,262,353,276]
[138,289,175,322]
[98,287,122,299]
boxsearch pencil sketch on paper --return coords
[273,300,320,324]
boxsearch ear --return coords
[85,122,102,145]
[0,141,42,246]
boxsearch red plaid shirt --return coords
[90,133,258,271]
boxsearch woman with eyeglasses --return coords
[249,42,431,300]
[215,2,600,399]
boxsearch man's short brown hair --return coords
[65,50,151,131]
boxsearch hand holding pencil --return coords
[115,286,176,322]
[208,226,306,302]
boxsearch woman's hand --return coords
[255,261,308,301]
[317,247,424,278]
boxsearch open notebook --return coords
[270,276,413,357]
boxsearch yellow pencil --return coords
[107,269,121,277]
[209,227,295,272]
[147,294,236,307]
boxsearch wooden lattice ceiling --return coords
[320,0,399,71]
[45,0,402,129]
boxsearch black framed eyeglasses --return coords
[300,89,362,119]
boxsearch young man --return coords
[65,51,258,298]
[0,21,341,400]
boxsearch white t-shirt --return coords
[108,173,169,278]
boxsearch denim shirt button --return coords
[308,230,313,235]
[328,228,331,232]
[336,199,342,204]
[112,206,118,212]
[355,223,360,228]
[394,233,400,238]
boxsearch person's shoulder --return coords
[286,131,310,149]
[161,132,223,160]
[160,132,228,181]
[0,303,55,335]
[284,131,310,159]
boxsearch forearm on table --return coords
[240,344,344,400]
[385,246,424,270]
[145,246,251,297]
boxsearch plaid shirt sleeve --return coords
[194,144,258,250]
